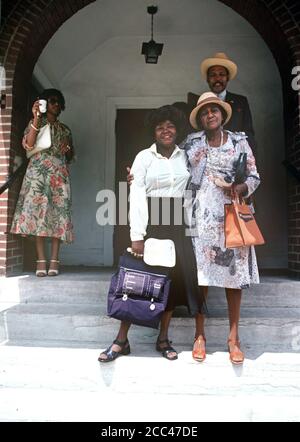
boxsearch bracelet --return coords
[126,247,143,258]
[30,123,39,132]
[24,143,34,150]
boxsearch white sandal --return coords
[36,260,47,277]
[48,259,60,276]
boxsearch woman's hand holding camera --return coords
[32,101,41,121]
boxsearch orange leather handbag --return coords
[224,197,265,248]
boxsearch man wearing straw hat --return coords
[188,52,256,154]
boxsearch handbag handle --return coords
[230,186,245,205]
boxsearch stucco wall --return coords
[34,0,287,268]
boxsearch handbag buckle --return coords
[150,298,156,311]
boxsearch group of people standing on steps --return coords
[10,52,260,365]
[99,52,260,366]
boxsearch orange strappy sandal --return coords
[192,335,206,362]
[228,339,244,365]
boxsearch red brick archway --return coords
[0,0,300,276]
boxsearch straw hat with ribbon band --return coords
[189,92,232,130]
[200,52,238,81]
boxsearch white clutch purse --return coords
[143,238,176,268]
[26,124,51,159]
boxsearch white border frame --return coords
[103,95,185,265]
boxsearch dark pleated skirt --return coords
[146,197,206,316]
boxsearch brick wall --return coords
[0,0,300,275]
[0,0,96,275]
[220,2,300,279]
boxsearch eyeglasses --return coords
[48,97,61,105]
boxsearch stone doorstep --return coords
[1,309,299,349]
[1,388,300,422]
[0,272,299,348]
[1,346,300,411]
[0,273,300,307]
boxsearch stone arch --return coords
[0,0,299,275]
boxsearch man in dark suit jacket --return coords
[188,52,256,154]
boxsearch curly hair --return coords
[38,89,66,111]
[145,105,188,139]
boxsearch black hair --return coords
[145,104,188,140]
[195,103,228,129]
[39,89,66,111]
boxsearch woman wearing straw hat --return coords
[183,91,261,365]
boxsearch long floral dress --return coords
[183,130,260,289]
[10,116,74,243]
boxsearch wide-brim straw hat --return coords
[189,92,232,129]
[200,52,237,80]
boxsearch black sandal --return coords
[156,338,178,361]
[98,338,130,362]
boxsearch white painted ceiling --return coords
[34,0,258,87]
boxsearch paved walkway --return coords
[1,343,300,422]
[1,270,300,422]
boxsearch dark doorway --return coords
[114,109,154,263]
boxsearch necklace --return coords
[206,131,229,189]
[206,130,223,149]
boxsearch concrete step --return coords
[1,271,300,349]
[1,345,300,421]
[1,306,300,349]
[1,272,300,307]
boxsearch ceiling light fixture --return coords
[141,5,163,64]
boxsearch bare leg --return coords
[226,288,244,363]
[193,286,208,360]
[226,288,242,342]
[49,238,61,272]
[156,310,177,359]
[36,236,47,274]
[194,286,208,337]
[99,321,131,360]
[158,310,173,341]
[36,236,46,260]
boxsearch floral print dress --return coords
[10,117,74,243]
[183,130,260,289]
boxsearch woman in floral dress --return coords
[10,89,74,276]
[182,92,261,364]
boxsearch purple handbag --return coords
[107,251,171,329]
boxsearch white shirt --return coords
[217,89,227,101]
[129,143,190,241]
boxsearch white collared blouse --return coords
[129,143,190,241]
